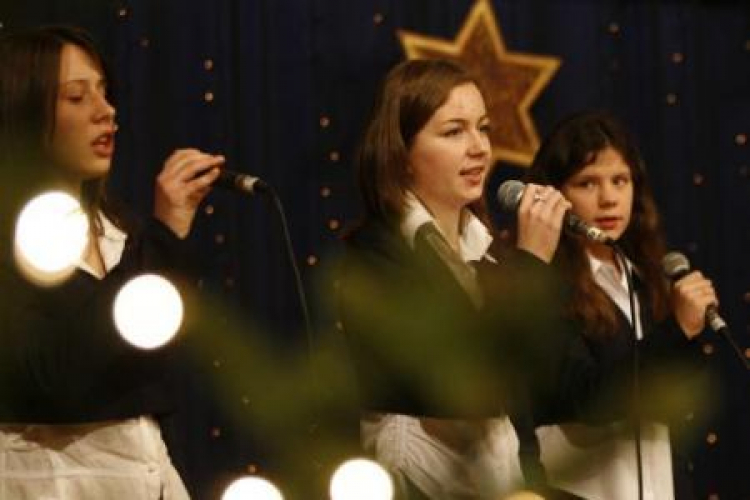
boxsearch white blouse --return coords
[0,417,188,500]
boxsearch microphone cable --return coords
[229,182,319,393]
[263,185,330,478]
[611,243,644,500]
[215,174,325,453]
[264,185,316,374]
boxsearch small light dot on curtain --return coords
[706,432,718,445]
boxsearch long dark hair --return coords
[0,25,121,243]
[355,58,489,226]
[525,110,669,337]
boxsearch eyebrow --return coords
[574,168,631,178]
[441,114,490,125]
[59,77,107,86]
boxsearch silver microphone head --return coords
[662,251,691,280]
[216,170,268,195]
[496,180,525,212]
[565,213,612,244]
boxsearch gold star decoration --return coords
[398,0,561,166]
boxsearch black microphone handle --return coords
[215,170,268,195]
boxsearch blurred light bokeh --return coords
[329,458,393,500]
[221,476,284,500]
[113,273,183,349]
[14,191,88,286]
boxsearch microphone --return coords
[214,169,268,195]
[661,251,727,332]
[496,180,612,244]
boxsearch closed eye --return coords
[442,127,463,137]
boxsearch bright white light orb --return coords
[14,191,88,284]
[222,476,284,500]
[330,458,394,500]
[113,274,183,349]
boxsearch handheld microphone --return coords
[214,169,268,195]
[661,251,727,332]
[496,180,612,244]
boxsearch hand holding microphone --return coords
[662,252,722,337]
[663,252,749,371]
[496,180,611,263]
[496,180,570,263]
[154,148,270,238]
[155,148,224,238]
[497,180,613,243]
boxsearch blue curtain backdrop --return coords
[1,0,748,498]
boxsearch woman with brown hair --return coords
[525,110,717,499]
[0,25,223,498]
[340,58,572,499]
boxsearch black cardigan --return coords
[339,218,580,494]
[340,217,572,417]
[0,217,190,423]
[534,269,706,428]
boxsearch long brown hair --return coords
[525,110,669,338]
[0,25,120,242]
[355,59,489,226]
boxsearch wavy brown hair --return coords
[355,59,489,226]
[525,111,669,338]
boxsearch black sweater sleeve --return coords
[538,307,705,426]
[0,217,191,423]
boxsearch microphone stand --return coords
[611,243,644,500]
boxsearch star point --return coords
[399,0,561,166]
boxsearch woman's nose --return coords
[599,183,617,205]
[468,130,490,156]
[94,91,116,123]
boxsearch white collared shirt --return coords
[588,252,643,339]
[77,212,128,278]
[400,191,495,264]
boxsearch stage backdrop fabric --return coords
[1,1,748,498]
